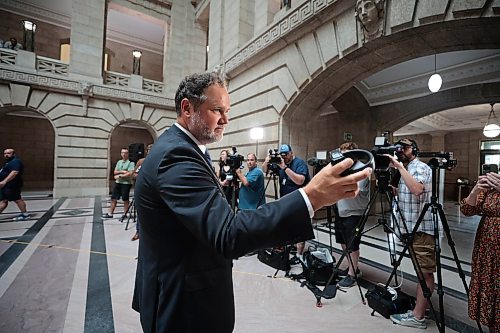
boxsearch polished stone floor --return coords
[0,193,483,332]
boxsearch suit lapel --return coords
[170,126,225,194]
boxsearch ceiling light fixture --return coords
[22,20,37,52]
[483,103,500,138]
[428,53,442,93]
[132,50,142,75]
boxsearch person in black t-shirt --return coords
[0,148,29,221]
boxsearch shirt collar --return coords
[174,123,207,153]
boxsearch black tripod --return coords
[381,158,482,333]
[259,168,279,205]
[316,170,410,306]
[120,199,136,230]
[260,169,288,278]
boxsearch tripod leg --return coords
[436,205,483,333]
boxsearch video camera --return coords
[370,135,404,172]
[226,146,244,171]
[267,148,282,174]
[419,151,457,170]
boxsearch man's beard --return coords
[397,153,410,163]
[190,110,223,144]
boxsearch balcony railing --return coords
[37,56,69,75]
[105,71,164,94]
[143,78,164,94]
[0,48,17,66]
[104,71,130,87]
[0,50,166,97]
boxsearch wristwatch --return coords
[283,166,288,171]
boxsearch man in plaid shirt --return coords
[386,138,437,329]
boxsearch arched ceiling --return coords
[4,0,500,137]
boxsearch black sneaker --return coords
[337,267,361,278]
[338,275,356,288]
[289,256,301,265]
[102,213,113,218]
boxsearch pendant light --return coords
[428,54,442,93]
[483,103,500,138]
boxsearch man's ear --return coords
[180,98,192,117]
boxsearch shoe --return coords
[121,214,128,220]
[14,213,29,221]
[102,213,113,218]
[338,275,356,288]
[390,311,427,329]
[131,232,139,241]
[337,267,361,278]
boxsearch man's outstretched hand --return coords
[304,158,372,211]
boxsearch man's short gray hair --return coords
[174,66,227,116]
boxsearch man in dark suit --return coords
[132,68,372,332]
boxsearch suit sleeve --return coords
[156,146,314,258]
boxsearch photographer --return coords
[385,138,435,329]
[262,144,310,260]
[217,149,239,207]
[335,142,370,288]
[235,153,265,210]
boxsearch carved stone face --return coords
[356,0,379,30]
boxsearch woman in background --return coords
[460,171,499,333]
[217,149,238,208]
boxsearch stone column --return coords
[254,0,280,35]
[207,0,224,70]
[164,0,206,97]
[69,0,107,82]
[223,0,255,59]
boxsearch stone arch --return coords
[281,19,500,158]
[225,0,500,163]
[0,105,56,193]
[374,82,500,133]
[105,118,158,193]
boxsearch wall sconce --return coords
[428,53,442,93]
[22,20,36,52]
[483,103,500,138]
[132,50,142,75]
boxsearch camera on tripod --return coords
[419,151,457,170]
[370,135,405,172]
[225,146,244,181]
[267,148,282,174]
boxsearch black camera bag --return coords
[257,247,291,272]
[366,285,415,319]
[301,250,334,286]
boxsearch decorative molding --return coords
[0,68,80,91]
[0,67,174,108]
[224,0,337,74]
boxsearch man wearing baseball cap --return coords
[386,138,437,329]
[263,144,310,261]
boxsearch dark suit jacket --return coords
[132,125,314,332]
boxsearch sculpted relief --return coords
[355,0,385,42]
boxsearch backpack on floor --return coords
[300,247,335,286]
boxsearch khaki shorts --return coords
[410,232,436,273]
